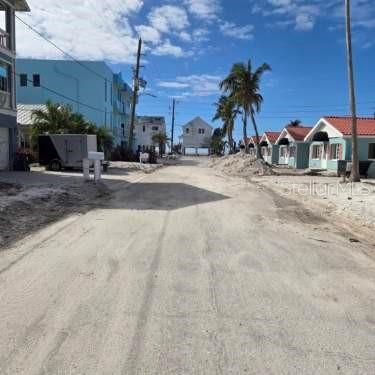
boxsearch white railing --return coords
[0,28,9,50]
[0,90,11,109]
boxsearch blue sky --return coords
[17,0,375,141]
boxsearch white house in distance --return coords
[181,117,213,155]
[134,116,166,151]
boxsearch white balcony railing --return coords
[0,28,9,50]
[0,90,11,109]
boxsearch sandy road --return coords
[0,157,375,374]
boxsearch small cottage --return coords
[247,135,260,157]
[275,125,312,169]
[260,132,280,164]
[304,116,375,176]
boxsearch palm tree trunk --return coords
[250,111,264,161]
[228,122,234,153]
[243,112,248,153]
[345,0,360,182]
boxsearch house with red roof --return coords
[259,131,280,164]
[275,125,313,169]
[304,116,375,175]
[241,135,261,157]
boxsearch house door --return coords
[0,128,9,170]
[279,146,289,165]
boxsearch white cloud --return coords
[16,0,144,63]
[158,74,221,96]
[220,22,254,40]
[157,81,190,89]
[135,25,161,44]
[152,40,187,58]
[184,0,221,20]
[148,5,189,33]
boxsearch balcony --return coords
[0,90,11,109]
[0,28,9,50]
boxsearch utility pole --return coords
[129,38,142,151]
[345,0,360,182]
[171,98,176,151]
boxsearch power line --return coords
[15,15,109,83]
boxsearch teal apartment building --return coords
[16,59,132,147]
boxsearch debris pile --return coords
[209,153,276,177]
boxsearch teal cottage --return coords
[305,116,375,176]
[275,125,312,169]
[260,131,280,164]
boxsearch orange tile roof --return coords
[264,131,280,144]
[324,116,375,136]
[286,126,313,141]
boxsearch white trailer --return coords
[38,134,98,171]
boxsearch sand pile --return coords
[209,153,276,177]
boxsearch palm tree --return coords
[345,0,360,182]
[288,119,302,127]
[213,95,239,153]
[31,101,72,137]
[220,60,271,158]
[31,100,114,153]
[152,132,169,157]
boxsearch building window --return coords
[186,128,190,134]
[0,63,9,92]
[20,74,27,87]
[152,126,159,131]
[289,146,296,157]
[368,143,375,159]
[311,145,322,159]
[330,144,342,160]
[33,74,40,87]
[280,146,288,157]
[121,123,125,137]
[142,125,146,132]
[198,128,205,134]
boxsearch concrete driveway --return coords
[0,157,374,374]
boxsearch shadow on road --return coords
[113,183,229,210]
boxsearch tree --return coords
[213,95,239,153]
[210,127,225,156]
[152,132,169,157]
[31,100,114,154]
[345,0,360,182]
[288,119,302,127]
[220,60,271,158]
[31,101,72,142]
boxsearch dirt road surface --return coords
[1,158,375,374]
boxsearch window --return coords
[121,123,125,137]
[152,126,159,131]
[289,146,296,157]
[0,64,7,92]
[20,74,27,87]
[368,143,375,159]
[198,128,205,134]
[311,145,322,159]
[330,144,342,160]
[33,74,40,87]
[280,146,288,157]
[186,128,190,134]
[142,125,146,132]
